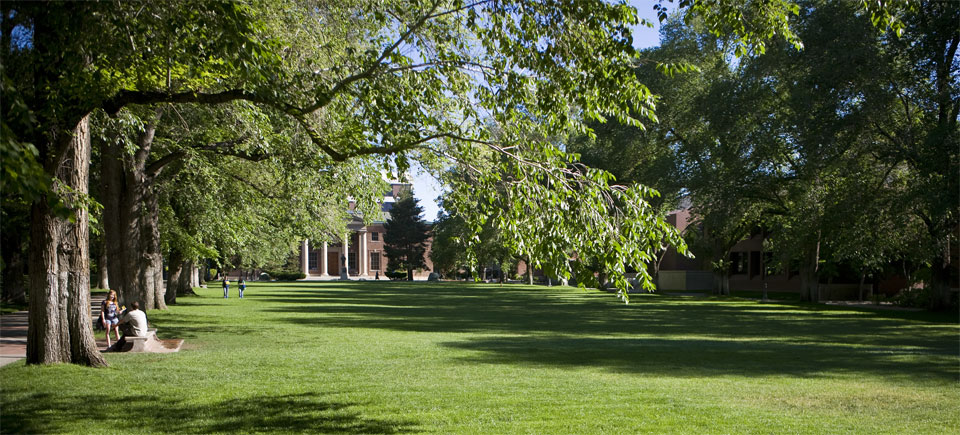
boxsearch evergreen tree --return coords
[383,192,430,281]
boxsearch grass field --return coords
[1,281,957,434]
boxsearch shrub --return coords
[385,270,407,280]
[891,287,959,310]
[891,288,925,308]
[263,270,306,281]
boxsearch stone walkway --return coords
[0,295,107,368]
[0,309,28,367]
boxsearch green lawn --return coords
[1,281,957,434]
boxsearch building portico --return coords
[298,182,433,280]
[300,222,375,280]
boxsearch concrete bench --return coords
[123,329,157,352]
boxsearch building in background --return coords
[298,183,434,280]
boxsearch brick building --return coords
[654,202,943,298]
[298,183,434,280]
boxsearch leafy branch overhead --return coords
[4,0,918,309]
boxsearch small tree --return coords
[384,192,430,281]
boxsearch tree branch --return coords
[229,173,278,199]
[424,0,496,21]
[103,89,269,116]
[384,60,498,76]
[146,136,253,178]
[302,0,445,114]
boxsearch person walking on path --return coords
[238,278,245,298]
[222,277,230,298]
[101,290,122,347]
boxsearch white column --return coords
[360,231,368,277]
[301,239,309,277]
[340,233,350,280]
[321,242,329,277]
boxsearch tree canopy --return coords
[572,0,957,305]
[0,0,923,366]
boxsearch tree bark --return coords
[166,248,198,302]
[857,269,867,302]
[101,113,167,310]
[181,260,198,294]
[798,264,818,303]
[713,270,730,296]
[527,257,534,285]
[27,116,106,366]
[190,261,201,287]
[798,248,820,303]
[97,239,109,290]
[927,241,954,310]
[166,250,182,305]
[652,249,665,291]
[799,232,822,303]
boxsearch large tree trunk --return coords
[858,269,867,303]
[713,270,730,296]
[96,238,109,290]
[101,114,167,310]
[712,248,730,296]
[190,261,201,287]
[166,248,198,303]
[27,116,106,366]
[527,257,534,285]
[799,233,822,303]
[927,241,954,310]
[798,247,820,303]
[799,264,820,303]
[652,250,665,291]
[166,250,182,305]
[711,243,732,296]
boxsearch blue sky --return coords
[411,1,666,221]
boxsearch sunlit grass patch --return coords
[1,281,956,434]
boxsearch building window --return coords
[371,231,379,241]
[308,251,317,269]
[370,252,381,271]
[729,252,747,275]
[750,251,761,277]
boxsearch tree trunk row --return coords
[166,250,200,305]
[97,241,110,290]
[27,116,106,366]
[101,115,167,310]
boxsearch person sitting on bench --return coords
[118,301,148,338]
[106,301,149,352]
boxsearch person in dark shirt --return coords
[101,290,122,347]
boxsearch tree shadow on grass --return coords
[440,335,959,382]
[262,285,955,347]
[140,313,262,340]
[258,283,958,382]
[0,391,416,434]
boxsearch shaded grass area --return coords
[2,289,107,316]
[1,281,957,434]
[0,301,27,315]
